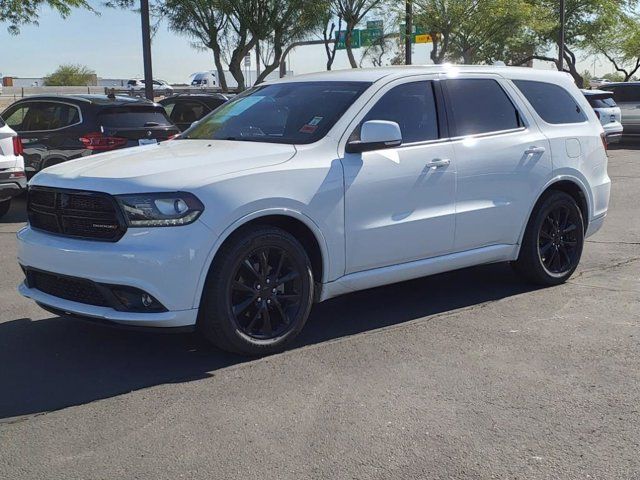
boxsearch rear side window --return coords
[2,101,80,131]
[444,79,522,136]
[514,80,586,124]
[602,85,640,103]
[359,81,439,143]
[98,107,173,128]
[586,94,616,108]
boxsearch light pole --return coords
[405,0,412,65]
[558,0,565,71]
[140,0,154,100]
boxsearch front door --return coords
[340,79,457,273]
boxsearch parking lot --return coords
[0,146,637,479]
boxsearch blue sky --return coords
[0,4,612,83]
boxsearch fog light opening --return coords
[111,287,167,313]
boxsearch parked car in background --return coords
[599,82,640,141]
[582,89,623,144]
[0,117,26,218]
[127,79,174,96]
[190,71,217,88]
[159,93,227,131]
[1,95,179,178]
[17,66,610,356]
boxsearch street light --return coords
[140,0,154,100]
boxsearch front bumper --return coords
[17,220,216,328]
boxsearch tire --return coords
[513,190,584,285]
[198,226,314,356]
[0,199,10,219]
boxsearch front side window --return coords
[514,80,586,124]
[445,79,522,136]
[356,81,439,143]
[183,81,370,145]
[3,104,30,130]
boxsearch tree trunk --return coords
[256,43,283,84]
[211,43,228,92]
[345,25,358,68]
[228,36,257,91]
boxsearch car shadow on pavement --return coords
[0,262,538,420]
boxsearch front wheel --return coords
[513,191,585,285]
[0,199,11,219]
[198,226,314,356]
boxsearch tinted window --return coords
[184,81,370,145]
[3,102,80,131]
[168,101,209,124]
[0,115,5,128]
[98,107,173,128]
[514,80,586,124]
[586,94,616,108]
[602,85,640,103]
[445,79,522,136]
[359,81,439,143]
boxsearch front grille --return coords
[27,187,126,241]
[26,269,109,307]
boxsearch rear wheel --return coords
[0,199,10,219]
[513,191,584,285]
[198,226,314,356]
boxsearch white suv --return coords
[17,66,611,355]
[0,118,26,218]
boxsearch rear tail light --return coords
[600,132,608,151]
[12,136,24,156]
[79,132,127,151]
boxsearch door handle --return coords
[425,158,450,169]
[524,146,545,155]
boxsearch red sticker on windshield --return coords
[299,124,318,134]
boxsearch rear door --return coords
[442,75,552,251]
[97,106,179,146]
[1,100,83,176]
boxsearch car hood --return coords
[30,139,296,194]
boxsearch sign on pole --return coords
[335,29,361,50]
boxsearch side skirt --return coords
[318,244,518,302]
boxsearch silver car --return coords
[600,82,640,141]
[582,89,623,144]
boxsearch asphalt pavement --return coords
[0,147,638,479]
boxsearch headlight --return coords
[116,192,204,227]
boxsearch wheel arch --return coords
[193,209,330,309]
[516,175,592,252]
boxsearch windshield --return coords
[182,81,370,144]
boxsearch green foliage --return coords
[43,64,95,86]
[603,72,625,82]
[1,0,94,34]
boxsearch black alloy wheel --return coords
[538,204,580,275]
[230,246,304,340]
[199,226,314,356]
[513,190,584,285]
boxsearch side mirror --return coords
[346,120,402,154]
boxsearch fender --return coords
[513,172,592,258]
[191,208,331,309]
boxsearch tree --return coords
[162,0,229,91]
[412,0,538,65]
[332,0,387,67]
[1,0,94,34]
[43,64,95,86]
[586,13,640,82]
[518,0,634,87]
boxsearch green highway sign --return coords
[335,29,361,50]
[361,27,383,46]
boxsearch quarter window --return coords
[445,79,522,136]
[358,81,439,143]
[514,80,586,124]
